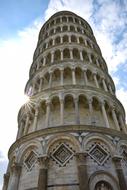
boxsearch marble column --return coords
[32,82,36,95]
[60,37,63,44]
[74,98,80,124]
[60,99,64,125]
[79,51,83,61]
[23,114,30,135]
[45,101,51,127]
[51,51,54,63]
[8,163,21,190]
[96,59,100,67]
[38,156,49,190]
[33,105,39,131]
[111,107,120,131]
[93,72,99,88]
[77,37,80,44]
[2,173,10,190]
[109,84,113,94]
[17,121,24,139]
[70,49,73,59]
[101,101,110,128]
[75,152,89,190]
[119,114,127,133]
[60,69,64,86]
[83,69,88,85]
[39,78,43,92]
[49,72,53,88]
[72,69,76,85]
[52,39,55,46]
[69,36,71,43]
[88,53,92,63]
[60,50,63,61]
[112,156,127,190]
[102,78,108,92]
[84,39,87,46]
[43,57,46,66]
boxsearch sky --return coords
[0,0,127,189]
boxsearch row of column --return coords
[17,100,127,139]
[43,35,90,49]
[46,16,83,27]
[32,70,113,95]
[45,25,85,37]
[3,154,127,190]
[39,50,99,67]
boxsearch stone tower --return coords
[3,11,127,190]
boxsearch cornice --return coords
[8,125,127,157]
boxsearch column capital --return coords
[38,155,49,169]
[100,99,105,106]
[11,162,22,174]
[93,71,97,75]
[88,98,93,104]
[60,98,64,103]
[83,68,87,72]
[4,172,10,182]
[112,155,122,162]
[46,100,51,105]
[74,97,79,102]
[35,102,40,110]
[75,152,88,164]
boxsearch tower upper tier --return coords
[17,11,126,139]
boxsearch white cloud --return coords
[45,0,94,21]
[0,18,43,159]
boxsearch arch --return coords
[50,96,60,126]
[49,29,54,36]
[48,39,53,47]
[52,68,61,87]
[86,69,93,83]
[91,54,97,65]
[63,67,72,85]
[56,17,60,24]
[79,37,84,44]
[70,25,75,32]
[56,26,61,33]
[73,48,80,59]
[46,53,51,65]
[82,50,89,61]
[68,16,73,22]
[62,16,67,22]
[95,180,113,190]
[46,133,81,154]
[63,35,69,43]
[89,171,119,190]
[71,35,77,43]
[77,27,82,33]
[64,94,75,124]
[75,17,79,24]
[50,20,54,26]
[79,94,89,125]
[63,25,68,32]
[55,36,60,45]
[83,133,116,155]
[43,43,46,49]
[54,50,61,61]
[17,140,42,163]
[92,96,100,110]
[63,48,70,59]
[75,67,84,84]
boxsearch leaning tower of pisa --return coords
[3,11,127,190]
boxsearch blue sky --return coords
[0,0,127,189]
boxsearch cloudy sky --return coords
[0,0,127,188]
